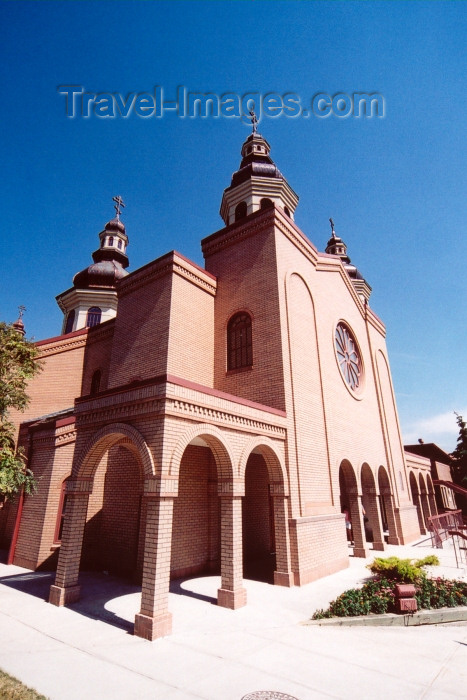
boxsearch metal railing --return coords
[448,528,467,568]
[427,510,464,548]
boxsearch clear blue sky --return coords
[1,1,466,451]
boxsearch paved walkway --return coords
[0,539,466,699]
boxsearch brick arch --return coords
[73,423,155,480]
[378,465,392,493]
[169,423,234,481]
[409,470,419,496]
[239,436,288,495]
[361,462,377,491]
[419,473,427,494]
[339,459,358,494]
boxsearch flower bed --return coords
[312,556,467,620]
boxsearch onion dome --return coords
[220,121,299,225]
[12,306,26,337]
[73,209,129,290]
[325,218,350,264]
[229,132,283,188]
[325,218,372,300]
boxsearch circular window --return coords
[335,323,363,392]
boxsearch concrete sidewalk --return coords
[0,539,466,699]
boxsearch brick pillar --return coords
[207,479,220,572]
[382,491,401,545]
[349,494,369,558]
[366,491,386,551]
[420,490,431,531]
[49,480,92,606]
[271,487,293,587]
[134,479,176,641]
[428,490,437,519]
[217,494,247,609]
[413,491,426,535]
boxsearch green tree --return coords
[0,322,42,495]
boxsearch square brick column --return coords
[366,491,386,552]
[381,490,401,545]
[217,495,247,609]
[349,495,369,558]
[271,493,293,587]
[134,491,175,641]
[49,484,91,606]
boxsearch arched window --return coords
[227,312,252,370]
[86,306,102,328]
[90,369,102,395]
[108,236,114,246]
[260,197,274,210]
[235,201,247,221]
[64,309,75,334]
[117,239,122,249]
[283,205,291,218]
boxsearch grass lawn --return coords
[0,669,48,699]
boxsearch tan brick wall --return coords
[243,454,271,558]
[9,331,87,437]
[170,445,219,578]
[167,273,214,386]
[80,320,115,396]
[203,216,286,411]
[81,445,144,577]
[13,420,75,570]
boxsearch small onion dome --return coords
[230,132,283,188]
[325,231,350,264]
[12,316,25,336]
[344,263,365,280]
[104,217,126,235]
[73,260,128,289]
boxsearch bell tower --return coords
[220,114,299,226]
[56,196,130,334]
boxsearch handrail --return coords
[427,510,464,548]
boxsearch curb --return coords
[304,606,467,627]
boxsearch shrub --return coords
[312,577,396,619]
[366,555,440,582]
[415,577,467,609]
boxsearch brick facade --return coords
[2,132,429,640]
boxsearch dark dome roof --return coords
[104,217,126,234]
[73,260,128,289]
[344,263,365,280]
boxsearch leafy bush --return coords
[415,577,467,609]
[312,577,396,619]
[366,555,440,582]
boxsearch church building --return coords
[1,128,439,640]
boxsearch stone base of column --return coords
[217,587,247,609]
[387,535,401,546]
[49,584,81,606]
[274,571,294,587]
[134,611,172,641]
[353,546,370,559]
[372,541,386,551]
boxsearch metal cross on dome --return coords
[112,195,125,221]
[249,110,258,134]
[18,305,26,319]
